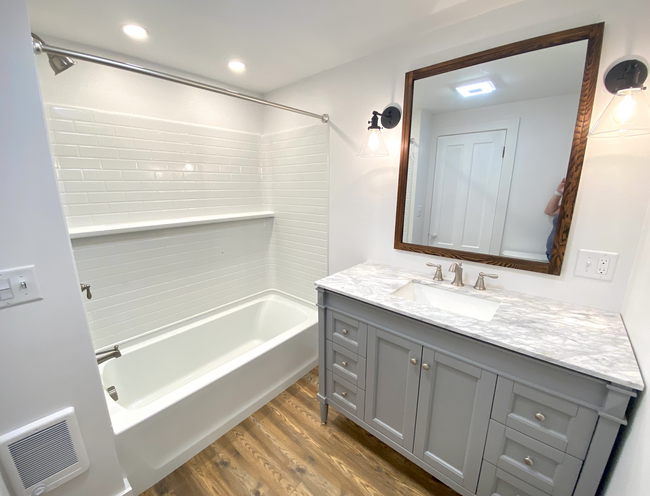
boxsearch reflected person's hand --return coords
[557,178,566,194]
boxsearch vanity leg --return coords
[320,403,329,424]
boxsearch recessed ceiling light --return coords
[122,24,149,40]
[228,60,246,72]
[456,81,496,97]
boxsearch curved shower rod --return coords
[32,35,329,124]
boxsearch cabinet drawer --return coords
[326,310,368,356]
[477,461,548,496]
[484,420,582,496]
[326,340,366,389]
[326,370,365,420]
[492,377,597,459]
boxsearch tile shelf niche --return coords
[68,211,275,239]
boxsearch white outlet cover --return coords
[0,265,43,308]
[575,250,618,281]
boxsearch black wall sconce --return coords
[590,59,650,138]
[359,106,402,157]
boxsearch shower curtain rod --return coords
[32,37,329,123]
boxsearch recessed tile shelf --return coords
[68,211,275,239]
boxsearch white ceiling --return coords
[413,40,589,114]
[26,0,500,94]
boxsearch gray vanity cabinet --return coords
[317,288,635,496]
[364,326,423,450]
[413,348,497,493]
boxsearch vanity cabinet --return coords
[413,349,497,492]
[364,326,422,450]
[317,289,635,496]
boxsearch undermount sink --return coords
[392,281,501,322]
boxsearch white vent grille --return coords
[9,420,78,489]
[0,408,89,495]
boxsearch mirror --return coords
[395,24,604,275]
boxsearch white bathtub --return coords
[99,290,318,495]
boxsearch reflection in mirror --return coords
[401,40,589,264]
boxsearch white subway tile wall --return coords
[46,105,328,347]
[263,126,329,303]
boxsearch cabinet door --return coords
[364,326,422,451]
[414,349,497,493]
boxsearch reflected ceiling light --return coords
[359,106,401,158]
[589,60,650,138]
[122,24,149,40]
[228,60,246,72]
[456,81,496,97]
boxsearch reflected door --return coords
[427,130,508,254]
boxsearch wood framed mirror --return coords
[394,24,604,275]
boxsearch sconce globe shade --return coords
[589,88,650,138]
[359,128,389,157]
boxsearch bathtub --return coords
[98,290,318,495]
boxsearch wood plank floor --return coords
[141,367,459,496]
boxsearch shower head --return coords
[31,34,76,75]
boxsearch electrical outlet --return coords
[416,205,423,218]
[575,250,618,281]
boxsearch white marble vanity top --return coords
[315,262,644,390]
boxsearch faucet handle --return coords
[474,272,498,291]
[426,263,444,281]
[81,283,92,299]
[449,262,462,272]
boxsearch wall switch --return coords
[575,250,618,281]
[416,205,423,218]
[0,266,43,309]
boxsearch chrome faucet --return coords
[426,262,444,281]
[96,345,121,365]
[449,262,464,287]
[474,272,499,290]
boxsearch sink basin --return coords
[392,281,501,322]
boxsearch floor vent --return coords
[0,408,89,496]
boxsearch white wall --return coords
[602,199,650,495]
[0,1,128,495]
[410,93,579,256]
[263,0,650,312]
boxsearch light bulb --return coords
[368,130,380,152]
[614,92,636,124]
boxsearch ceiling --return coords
[413,40,589,115]
[26,0,496,94]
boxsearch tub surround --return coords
[316,261,643,390]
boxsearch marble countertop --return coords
[315,262,644,390]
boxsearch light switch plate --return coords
[574,250,618,281]
[0,266,43,308]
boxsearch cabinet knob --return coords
[535,412,546,422]
[410,358,418,365]
[341,391,347,397]
[341,329,349,335]
[524,456,534,467]
[422,363,430,370]
[341,361,348,368]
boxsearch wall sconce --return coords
[359,106,401,157]
[589,59,650,138]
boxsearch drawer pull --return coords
[341,391,347,397]
[341,361,348,368]
[410,358,418,365]
[534,412,546,422]
[422,363,430,370]
[341,329,349,335]
[524,456,534,467]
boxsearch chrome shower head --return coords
[31,33,76,75]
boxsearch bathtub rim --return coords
[99,289,317,433]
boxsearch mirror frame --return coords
[394,23,604,275]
